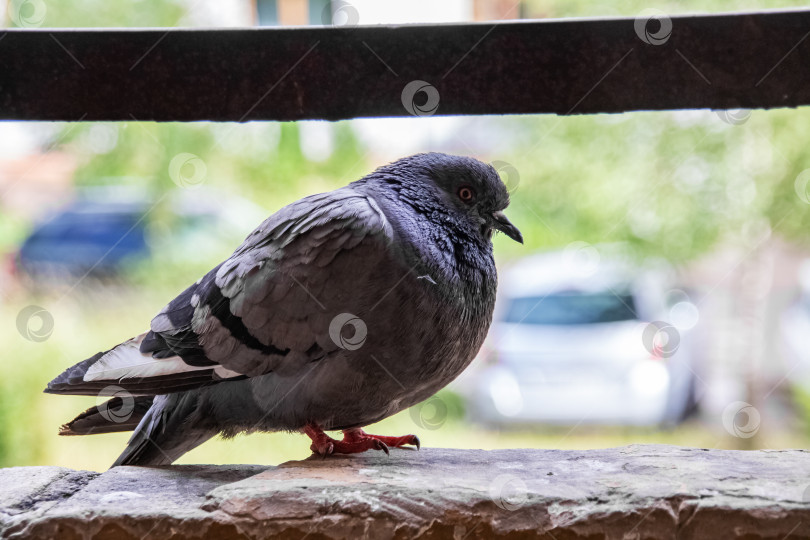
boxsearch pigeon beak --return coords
[490,211,523,244]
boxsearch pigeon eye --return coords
[457,186,475,203]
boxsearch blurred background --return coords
[2,0,810,471]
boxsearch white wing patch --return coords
[83,333,238,382]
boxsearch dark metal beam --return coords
[0,10,809,121]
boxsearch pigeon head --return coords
[363,152,523,245]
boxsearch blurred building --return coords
[253,0,524,26]
[0,127,77,221]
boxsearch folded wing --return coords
[45,188,393,397]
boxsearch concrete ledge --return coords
[1,445,809,539]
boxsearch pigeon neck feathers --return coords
[352,155,499,300]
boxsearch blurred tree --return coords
[494,109,810,263]
[7,0,187,28]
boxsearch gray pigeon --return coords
[45,152,522,466]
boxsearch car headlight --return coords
[629,360,670,396]
[489,370,524,417]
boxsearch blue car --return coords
[16,199,149,278]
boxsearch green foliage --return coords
[525,0,802,18]
[64,121,364,205]
[10,0,188,28]
[493,108,810,263]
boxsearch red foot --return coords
[303,424,420,457]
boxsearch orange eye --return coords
[458,186,475,203]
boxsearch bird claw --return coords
[304,423,420,457]
[345,430,421,453]
[374,440,390,456]
[310,440,334,458]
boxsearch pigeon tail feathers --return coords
[59,396,154,436]
[112,391,216,467]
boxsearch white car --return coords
[468,248,699,427]
[780,260,810,389]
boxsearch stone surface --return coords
[1,445,809,539]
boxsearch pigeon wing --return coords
[45,188,393,396]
